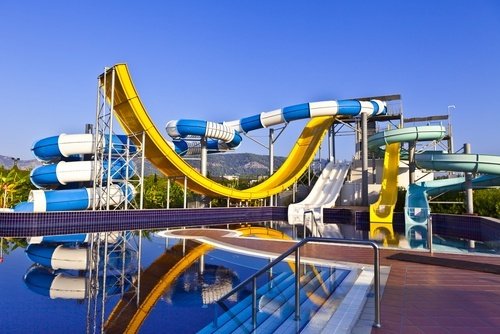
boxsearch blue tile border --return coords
[1,206,499,243]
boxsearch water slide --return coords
[369,142,401,224]
[104,64,386,200]
[287,161,350,237]
[14,134,135,212]
[405,153,500,227]
[367,125,447,221]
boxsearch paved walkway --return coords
[165,228,500,334]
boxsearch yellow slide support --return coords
[103,64,333,200]
[369,142,400,245]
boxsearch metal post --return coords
[373,243,381,328]
[137,230,142,306]
[183,176,187,209]
[105,68,116,211]
[252,277,258,329]
[328,125,335,163]
[408,141,416,184]
[166,178,170,209]
[139,131,146,209]
[361,112,369,206]
[200,137,208,177]
[463,143,475,249]
[464,143,474,214]
[294,247,301,320]
[427,215,433,254]
[269,128,274,206]
[448,105,456,153]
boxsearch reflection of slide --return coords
[369,142,401,223]
[105,227,290,334]
[287,161,350,236]
[105,64,386,200]
[24,265,134,300]
[25,243,136,270]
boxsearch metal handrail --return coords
[214,237,381,329]
[303,209,323,238]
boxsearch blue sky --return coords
[1,1,499,160]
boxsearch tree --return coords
[0,168,32,208]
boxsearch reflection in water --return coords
[163,264,239,306]
[24,265,135,300]
[21,231,244,333]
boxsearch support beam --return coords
[200,137,207,177]
[408,141,417,184]
[464,143,474,214]
[269,128,274,206]
[361,113,369,206]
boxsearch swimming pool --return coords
[0,230,349,333]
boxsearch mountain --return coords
[0,153,285,177]
[0,155,39,170]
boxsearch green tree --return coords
[0,168,32,208]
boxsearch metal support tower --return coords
[86,66,145,333]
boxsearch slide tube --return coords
[167,100,386,155]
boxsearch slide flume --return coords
[369,142,401,223]
[287,161,350,237]
[105,64,385,200]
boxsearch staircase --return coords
[198,238,381,334]
[199,268,349,333]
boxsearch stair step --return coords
[273,268,350,333]
[255,268,346,334]
[198,271,292,334]
[211,271,317,333]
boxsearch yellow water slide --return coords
[369,142,401,223]
[103,64,332,200]
[369,142,400,245]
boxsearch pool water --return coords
[0,232,294,333]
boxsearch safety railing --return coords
[212,237,381,330]
[303,209,323,238]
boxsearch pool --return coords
[1,230,345,333]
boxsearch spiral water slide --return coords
[105,64,386,200]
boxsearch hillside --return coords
[0,153,285,177]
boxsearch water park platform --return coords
[166,228,500,333]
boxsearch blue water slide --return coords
[14,183,135,212]
[30,158,135,188]
[166,99,386,155]
[32,133,136,162]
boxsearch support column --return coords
[269,128,274,206]
[464,143,475,249]
[183,176,187,209]
[328,126,335,163]
[361,113,369,206]
[408,141,416,184]
[464,143,474,214]
[200,137,207,177]
[166,178,170,209]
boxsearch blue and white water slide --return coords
[166,99,387,155]
[14,133,136,212]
